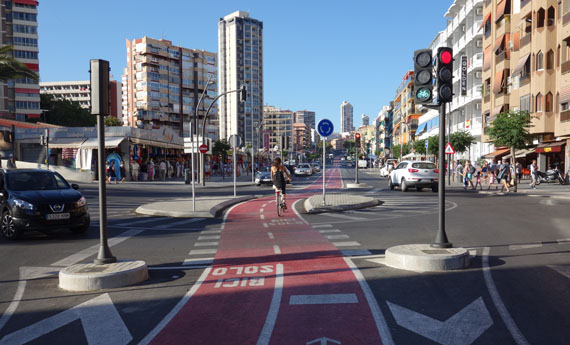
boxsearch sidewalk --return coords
[136,195,255,218]
[304,193,380,214]
[445,177,570,199]
[88,173,256,189]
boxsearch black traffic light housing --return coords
[436,47,453,104]
[240,85,247,102]
[413,49,433,104]
[355,133,361,148]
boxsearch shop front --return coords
[536,141,566,172]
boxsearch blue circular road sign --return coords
[317,119,334,137]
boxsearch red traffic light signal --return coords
[436,47,453,104]
[355,133,361,140]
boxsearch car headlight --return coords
[13,199,34,211]
[74,196,87,208]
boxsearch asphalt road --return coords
[0,165,569,344]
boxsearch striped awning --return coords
[513,53,531,74]
[492,105,505,116]
[494,34,505,52]
[479,13,491,30]
[560,86,570,104]
[496,0,506,22]
[48,137,87,149]
[493,70,505,94]
[483,45,492,71]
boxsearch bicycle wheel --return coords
[276,192,282,217]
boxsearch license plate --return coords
[46,213,70,220]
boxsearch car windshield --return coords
[299,164,310,168]
[411,163,436,169]
[6,171,70,191]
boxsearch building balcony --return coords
[520,34,531,48]
[496,51,509,64]
[564,11,570,26]
[562,60,570,74]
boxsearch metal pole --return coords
[45,128,49,169]
[191,122,195,211]
[322,137,326,206]
[94,114,116,264]
[448,106,452,186]
[432,102,452,248]
[233,145,237,197]
[355,145,359,184]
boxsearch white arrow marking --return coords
[387,297,493,345]
[307,336,341,344]
[0,294,131,345]
[548,265,570,279]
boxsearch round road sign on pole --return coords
[199,144,208,154]
[229,134,242,148]
[317,119,334,137]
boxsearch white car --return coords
[379,159,398,177]
[310,163,321,173]
[388,160,439,192]
[295,163,313,177]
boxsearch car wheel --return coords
[432,185,438,193]
[416,187,423,192]
[389,178,394,190]
[1,209,22,240]
[70,222,90,234]
[401,179,409,192]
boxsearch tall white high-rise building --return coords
[218,10,263,147]
[361,114,369,126]
[340,101,354,133]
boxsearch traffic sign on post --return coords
[317,119,334,137]
[445,142,455,154]
[425,140,429,149]
[199,144,208,154]
[229,134,242,148]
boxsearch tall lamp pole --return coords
[196,74,215,187]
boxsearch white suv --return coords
[389,160,439,192]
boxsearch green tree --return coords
[412,140,426,155]
[39,94,96,127]
[392,143,409,160]
[0,46,38,81]
[104,116,122,126]
[213,139,231,157]
[427,135,440,156]
[450,130,476,154]
[486,110,534,192]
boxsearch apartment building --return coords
[294,110,316,129]
[392,71,421,147]
[263,105,293,153]
[40,80,122,119]
[0,0,40,121]
[218,10,263,147]
[340,101,354,133]
[293,123,311,152]
[122,37,217,138]
[362,114,370,126]
[482,0,570,171]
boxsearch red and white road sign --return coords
[199,144,208,154]
[445,142,455,154]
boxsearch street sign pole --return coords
[233,145,237,198]
[322,137,326,206]
[355,146,359,184]
[191,123,195,211]
[433,102,452,248]
[316,119,334,206]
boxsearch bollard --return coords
[184,168,190,184]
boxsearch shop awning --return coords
[535,141,565,153]
[483,45,492,71]
[48,137,87,149]
[415,122,427,136]
[80,137,125,149]
[493,69,505,94]
[560,86,570,104]
[491,105,505,116]
[504,148,535,159]
[493,34,505,52]
[483,147,510,158]
[513,53,530,74]
[129,137,154,146]
[479,13,491,30]
[496,0,506,22]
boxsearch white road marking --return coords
[508,243,542,250]
[341,249,372,256]
[0,294,132,345]
[289,294,358,305]
[344,257,394,345]
[155,218,205,229]
[255,263,284,345]
[260,209,264,213]
[198,235,220,240]
[51,229,143,267]
[273,245,281,254]
[201,229,221,234]
[263,222,269,228]
[482,247,530,345]
[319,229,342,233]
[268,232,275,239]
[183,258,214,266]
[312,224,333,228]
[260,214,265,220]
[325,234,350,240]
[548,265,570,279]
[194,241,219,247]
[387,297,493,345]
[262,204,267,208]
[557,238,570,244]
[292,199,310,225]
[324,213,368,221]
[333,241,361,247]
[139,268,211,345]
[111,217,166,227]
[150,266,209,270]
[189,249,218,255]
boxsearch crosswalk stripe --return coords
[312,224,333,228]
[155,218,205,229]
[183,258,214,266]
[319,229,341,233]
[326,234,350,240]
[508,243,542,250]
[324,213,368,221]
[333,241,361,247]
[112,217,167,227]
[341,249,372,256]
[189,249,217,255]
[198,235,220,240]
[194,242,219,247]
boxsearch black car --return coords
[0,169,90,240]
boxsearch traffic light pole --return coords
[354,146,359,184]
[432,102,452,248]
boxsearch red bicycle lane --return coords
[144,168,393,345]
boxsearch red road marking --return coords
[148,168,388,344]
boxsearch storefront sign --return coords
[461,55,468,96]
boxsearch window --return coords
[547,50,554,69]
[545,92,553,112]
[520,94,531,112]
[13,12,37,22]
[547,6,555,26]
[12,24,37,34]
[537,8,545,28]
[558,45,561,67]
[536,93,543,112]
[536,51,544,70]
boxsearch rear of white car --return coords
[295,164,313,177]
[389,161,439,192]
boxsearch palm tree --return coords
[0,45,38,81]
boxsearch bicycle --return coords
[275,187,286,217]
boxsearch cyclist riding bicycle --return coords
[271,157,291,209]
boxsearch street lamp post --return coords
[195,74,215,187]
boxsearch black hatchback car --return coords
[0,169,90,240]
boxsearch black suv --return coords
[0,169,90,240]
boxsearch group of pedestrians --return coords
[455,159,517,192]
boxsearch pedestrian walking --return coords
[515,162,522,184]
[463,160,475,189]
[132,160,140,181]
[159,160,167,181]
[109,161,117,184]
[148,159,155,181]
[7,154,17,169]
[456,161,463,184]
[497,161,511,192]
[530,160,538,189]
[204,160,211,181]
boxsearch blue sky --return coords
[38,0,452,131]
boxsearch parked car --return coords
[295,163,313,177]
[0,169,91,240]
[388,161,438,192]
[311,163,321,173]
[380,159,398,177]
[255,166,291,186]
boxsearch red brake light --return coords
[434,169,439,173]
[408,169,419,173]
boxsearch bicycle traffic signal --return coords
[413,49,433,104]
[436,47,453,104]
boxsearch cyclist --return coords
[271,157,291,209]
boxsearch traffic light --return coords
[436,47,453,104]
[355,133,361,148]
[413,49,433,104]
[240,85,247,102]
